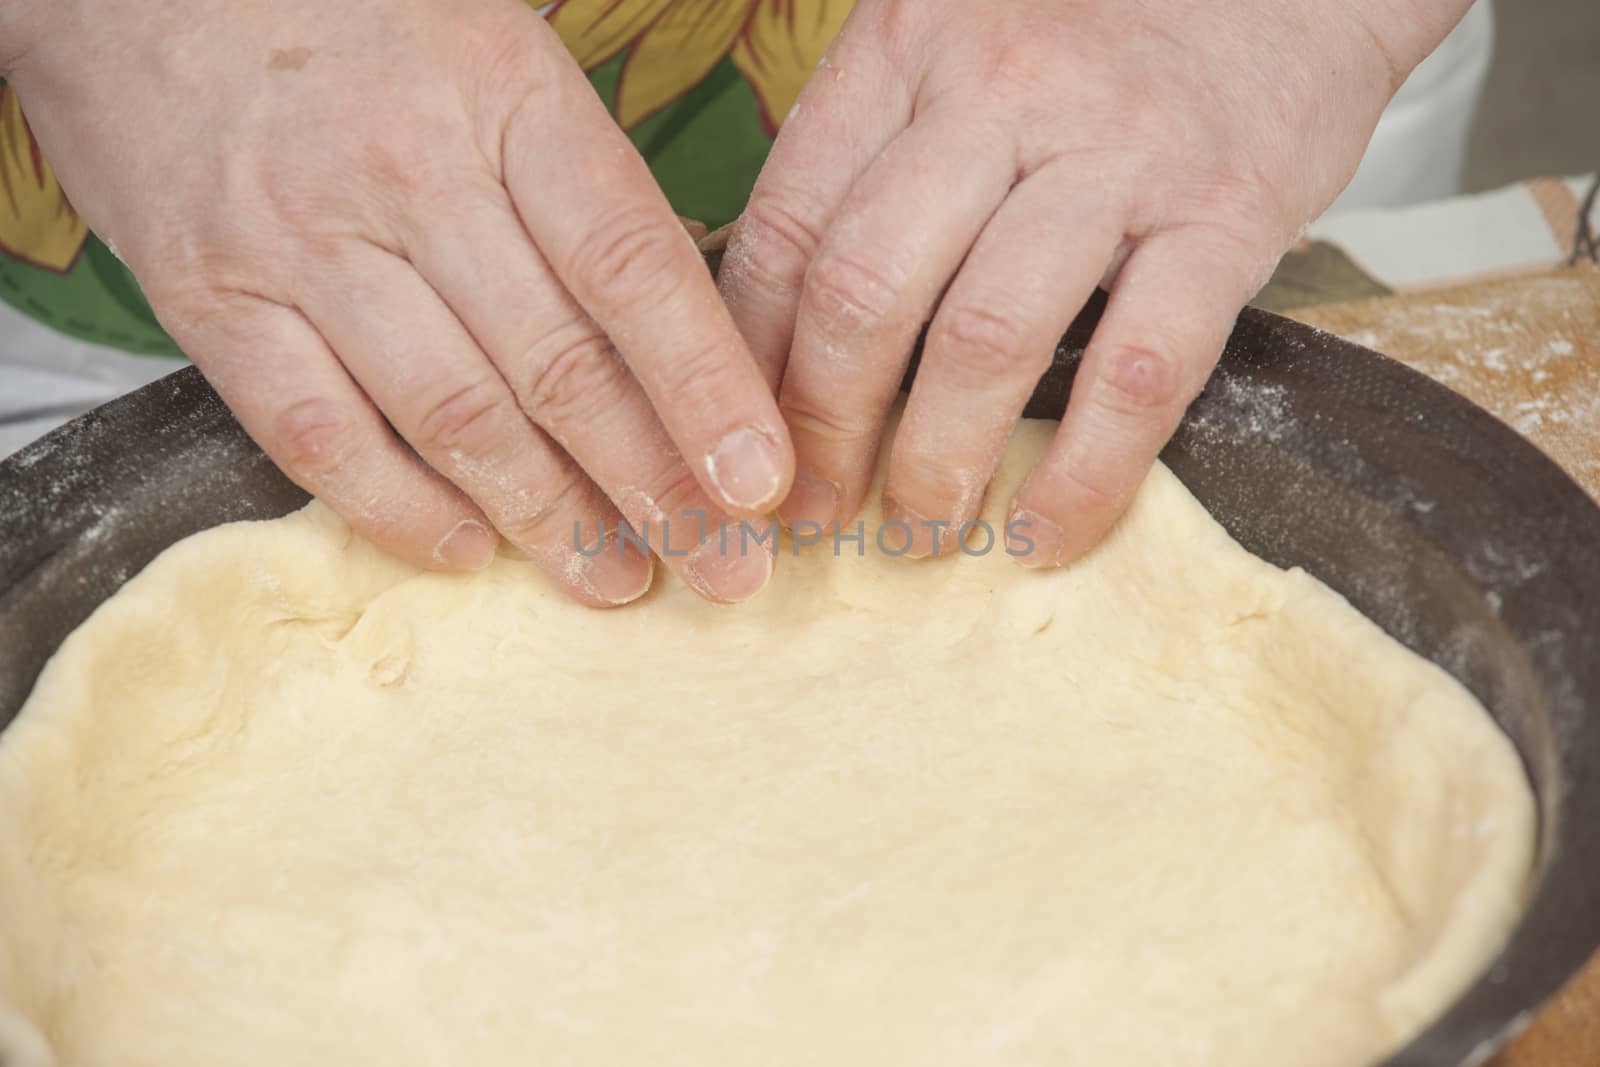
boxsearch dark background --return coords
[1466,0,1599,190]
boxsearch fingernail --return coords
[881,495,941,560]
[706,426,785,512]
[583,539,654,606]
[1007,506,1063,568]
[779,466,840,525]
[683,532,773,604]
[433,519,497,570]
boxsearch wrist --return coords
[1350,0,1478,93]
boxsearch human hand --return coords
[4,0,794,605]
[720,0,1470,563]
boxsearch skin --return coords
[721,0,1474,564]
[3,0,792,607]
[3,0,1472,602]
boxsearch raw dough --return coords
[0,416,1533,1067]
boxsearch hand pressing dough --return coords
[0,416,1532,1067]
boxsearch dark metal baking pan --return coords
[2,292,1598,1065]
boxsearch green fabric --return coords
[616,56,772,230]
[1,56,773,361]
[0,235,180,356]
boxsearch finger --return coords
[502,47,792,517]
[169,293,499,573]
[295,244,655,607]
[402,192,773,604]
[1007,227,1272,567]
[883,168,1128,557]
[777,116,1017,528]
[718,23,914,387]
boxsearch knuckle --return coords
[405,170,503,231]
[413,378,512,456]
[272,396,358,480]
[803,249,902,331]
[516,328,628,429]
[1059,461,1123,511]
[893,449,984,517]
[344,90,486,209]
[656,336,734,401]
[780,391,875,447]
[640,462,706,524]
[1177,220,1282,290]
[463,23,550,163]
[958,20,1096,120]
[354,131,435,205]
[568,211,688,306]
[495,470,590,547]
[1096,344,1187,415]
[734,196,825,289]
[929,303,1034,381]
[1202,173,1277,222]
[984,36,1059,102]
[145,256,290,328]
[871,0,925,51]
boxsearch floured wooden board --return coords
[1289,264,1600,1066]
[1291,267,1600,501]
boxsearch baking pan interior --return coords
[2,295,1598,1066]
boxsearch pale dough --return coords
[0,416,1533,1067]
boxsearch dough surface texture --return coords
[0,418,1533,1067]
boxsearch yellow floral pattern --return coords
[548,0,854,131]
[0,86,87,274]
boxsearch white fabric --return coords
[1331,1,1495,213]
[1309,175,1593,289]
[0,300,180,458]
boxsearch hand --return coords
[4,0,794,605]
[720,0,1469,564]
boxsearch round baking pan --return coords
[2,293,1598,1065]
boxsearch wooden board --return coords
[1288,264,1600,1064]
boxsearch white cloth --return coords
[0,301,180,458]
[1331,1,1496,213]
